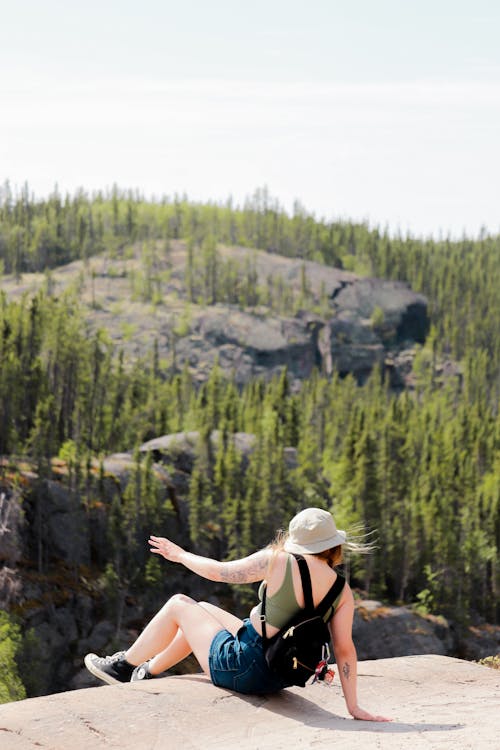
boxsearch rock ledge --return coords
[0,655,498,749]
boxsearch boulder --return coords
[458,622,500,661]
[140,430,298,471]
[332,277,429,343]
[352,600,455,660]
[100,452,171,490]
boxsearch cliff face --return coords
[174,272,429,387]
[0,656,499,750]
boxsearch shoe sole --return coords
[84,653,121,685]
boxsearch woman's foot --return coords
[130,660,158,681]
[84,651,135,684]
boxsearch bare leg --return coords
[125,594,242,676]
[149,628,191,674]
[148,601,244,675]
[198,601,244,636]
[124,606,177,667]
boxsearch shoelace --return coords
[100,651,125,664]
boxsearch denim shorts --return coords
[208,618,290,695]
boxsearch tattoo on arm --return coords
[342,662,351,680]
[220,555,269,583]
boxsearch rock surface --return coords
[0,656,498,749]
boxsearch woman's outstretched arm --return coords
[330,585,392,722]
[149,535,271,583]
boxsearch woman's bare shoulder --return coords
[264,549,291,584]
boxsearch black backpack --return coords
[261,553,345,687]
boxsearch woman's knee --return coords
[165,593,196,612]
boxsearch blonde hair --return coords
[269,523,377,568]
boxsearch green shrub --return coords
[0,612,26,704]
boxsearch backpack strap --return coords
[294,553,345,620]
[260,581,269,643]
[315,573,346,621]
[292,554,314,611]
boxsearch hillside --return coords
[1,188,498,391]
[1,240,430,388]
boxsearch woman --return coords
[85,507,390,721]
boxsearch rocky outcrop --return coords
[2,243,431,387]
[183,308,319,385]
[168,249,430,385]
[1,656,499,750]
[172,272,429,385]
[331,277,429,343]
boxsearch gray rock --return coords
[32,621,68,652]
[52,606,79,643]
[68,668,99,691]
[352,602,455,660]
[333,277,429,343]
[167,271,429,385]
[100,453,134,488]
[73,594,95,639]
[47,510,88,564]
[30,480,89,565]
[459,622,500,661]
[140,430,298,471]
[87,620,116,651]
[100,453,171,489]
[185,308,317,383]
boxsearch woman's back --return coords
[250,551,341,637]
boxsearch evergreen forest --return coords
[0,183,499,692]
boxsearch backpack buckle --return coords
[259,614,266,622]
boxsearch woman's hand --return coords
[149,535,185,563]
[349,705,392,722]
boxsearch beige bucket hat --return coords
[284,507,346,554]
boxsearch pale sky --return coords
[1,0,499,238]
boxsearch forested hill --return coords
[0,185,499,701]
[0,185,498,387]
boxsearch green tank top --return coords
[255,554,344,629]
[256,554,299,629]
